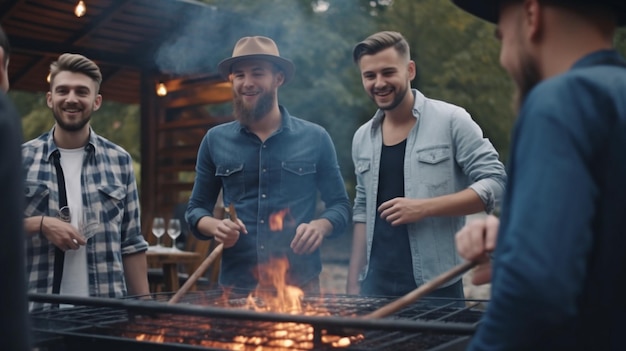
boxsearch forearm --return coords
[347,223,367,294]
[123,251,150,296]
[421,188,486,217]
[24,216,44,236]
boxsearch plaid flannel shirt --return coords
[22,127,147,309]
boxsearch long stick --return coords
[168,204,237,304]
[364,260,477,319]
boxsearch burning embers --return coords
[130,257,360,349]
[131,209,361,349]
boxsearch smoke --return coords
[154,4,240,75]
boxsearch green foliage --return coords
[11,0,626,198]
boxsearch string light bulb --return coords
[75,1,87,18]
[46,73,51,83]
[156,82,168,97]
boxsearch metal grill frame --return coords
[29,292,486,351]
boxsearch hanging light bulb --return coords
[75,1,87,17]
[46,73,51,83]
[156,82,168,97]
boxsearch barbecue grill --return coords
[29,290,485,351]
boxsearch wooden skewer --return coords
[168,204,237,304]
[364,260,477,319]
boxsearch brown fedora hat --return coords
[452,0,626,26]
[217,36,295,83]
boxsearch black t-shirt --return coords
[369,139,414,276]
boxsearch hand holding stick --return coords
[364,260,477,319]
[168,204,237,304]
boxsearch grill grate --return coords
[30,290,485,351]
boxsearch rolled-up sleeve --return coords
[452,108,507,213]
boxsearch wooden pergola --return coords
[1,0,234,234]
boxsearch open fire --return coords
[133,209,362,349]
[27,207,483,350]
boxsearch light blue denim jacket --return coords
[352,89,506,287]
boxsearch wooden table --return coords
[146,247,201,292]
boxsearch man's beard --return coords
[53,110,91,132]
[511,33,542,112]
[372,84,408,111]
[234,89,275,125]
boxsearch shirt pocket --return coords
[24,181,50,217]
[415,145,451,191]
[98,183,126,225]
[281,161,316,197]
[216,163,245,202]
[355,159,372,189]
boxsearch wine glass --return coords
[152,217,165,249]
[80,208,101,241]
[167,219,182,251]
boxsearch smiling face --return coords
[357,46,415,112]
[47,71,102,132]
[230,59,283,125]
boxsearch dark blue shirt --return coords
[186,106,351,290]
[469,50,626,350]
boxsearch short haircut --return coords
[353,31,410,64]
[0,26,11,65]
[49,53,102,91]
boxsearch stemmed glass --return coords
[167,219,182,251]
[152,217,165,250]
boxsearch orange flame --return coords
[133,218,364,349]
[269,209,290,231]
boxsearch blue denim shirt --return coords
[186,106,351,289]
[352,89,506,287]
[468,50,626,351]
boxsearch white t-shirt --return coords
[58,147,89,298]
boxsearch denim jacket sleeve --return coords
[186,131,222,239]
[450,108,507,213]
[315,129,352,238]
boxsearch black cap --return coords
[452,0,626,26]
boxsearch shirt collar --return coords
[44,126,97,162]
[371,89,423,130]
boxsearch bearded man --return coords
[452,0,626,349]
[22,53,149,311]
[186,36,351,293]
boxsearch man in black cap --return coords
[452,0,626,350]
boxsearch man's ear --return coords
[274,70,285,87]
[93,94,102,111]
[407,60,417,81]
[524,0,543,41]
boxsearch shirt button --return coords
[260,219,265,224]
[262,145,267,148]
[262,168,267,172]
[298,168,303,172]
[261,194,266,198]
[260,245,265,250]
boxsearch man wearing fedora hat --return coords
[186,36,351,292]
[452,0,626,349]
